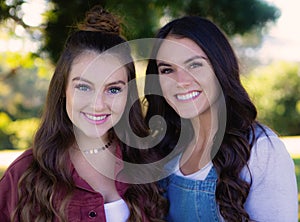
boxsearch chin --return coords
[177,106,210,119]
[83,131,107,139]
[176,111,199,119]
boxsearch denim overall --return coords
[160,125,275,222]
[160,166,221,222]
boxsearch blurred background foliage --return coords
[0,50,52,150]
[0,0,299,150]
[242,62,300,136]
[1,0,280,63]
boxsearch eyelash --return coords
[159,62,204,75]
[74,83,123,95]
[107,86,122,94]
[159,68,173,75]
[189,62,203,69]
[75,84,91,92]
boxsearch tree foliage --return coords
[0,0,282,149]
[0,0,280,62]
[242,62,300,136]
[0,51,52,149]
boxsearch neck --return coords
[69,143,121,202]
[70,141,117,180]
[191,97,222,150]
[180,103,219,174]
[73,127,112,152]
[191,104,214,148]
[69,129,117,176]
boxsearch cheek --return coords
[111,93,128,113]
[202,76,221,103]
[112,100,126,113]
[65,87,89,120]
[159,76,173,98]
[159,78,179,111]
[65,88,74,119]
[193,69,221,100]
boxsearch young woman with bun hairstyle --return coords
[0,5,167,222]
[144,16,297,221]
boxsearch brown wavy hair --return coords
[12,5,167,222]
[144,16,260,221]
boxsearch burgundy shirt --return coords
[0,149,129,221]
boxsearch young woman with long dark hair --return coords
[144,16,297,221]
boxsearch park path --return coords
[0,137,299,168]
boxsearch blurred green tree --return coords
[0,52,52,119]
[0,0,281,149]
[0,51,53,149]
[0,0,280,62]
[5,117,40,149]
[0,112,13,149]
[242,61,300,136]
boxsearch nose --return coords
[175,67,193,88]
[92,93,106,112]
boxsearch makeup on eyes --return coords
[157,55,208,74]
[72,77,126,92]
[75,83,91,92]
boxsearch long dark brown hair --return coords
[12,5,167,222]
[144,16,261,221]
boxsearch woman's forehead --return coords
[156,37,207,64]
[70,52,127,83]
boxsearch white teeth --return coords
[176,91,200,100]
[85,114,107,121]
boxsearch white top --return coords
[175,161,213,180]
[104,199,130,222]
[176,133,298,222]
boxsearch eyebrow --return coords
[157,62,172,68]
[72,77,93,84]
[106,80,126,86]
[157,55,207,67]
[72,77,126,86]
[183,55,207,64]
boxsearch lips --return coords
[85,113,107,121]
[82,112,110,124]
[176,90,201,101]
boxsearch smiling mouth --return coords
[84,113,109,121]
[176,91,201,101]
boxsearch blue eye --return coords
[108,87,122,94]
[75,84,91,92]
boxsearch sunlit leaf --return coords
[6,118,40,149]
[0,112,11,129]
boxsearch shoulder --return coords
[1,149,33,181]
[242,125,298,221]
[0,149,34,218]
[6,149,33,169]
[241,125,295,183]
[251,125,291,166]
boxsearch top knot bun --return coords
[78,5,120,35]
